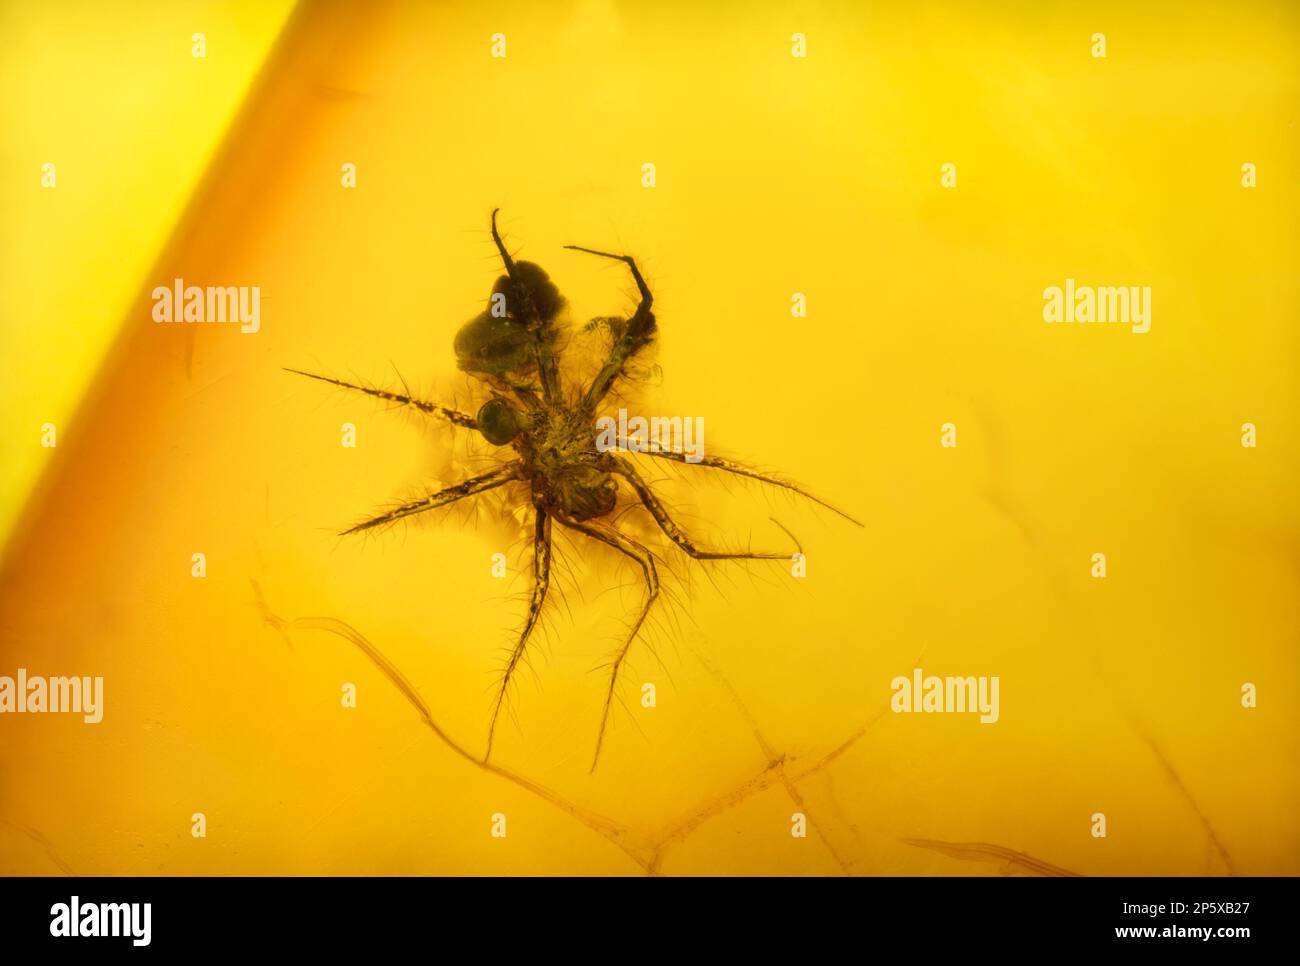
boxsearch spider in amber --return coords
[289,210,861,770]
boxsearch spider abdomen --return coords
[540,461,618,521]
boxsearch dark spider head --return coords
[491,261,563,323]
[454,311,534,376]
[453,260,564,378]
[475,397,525,445]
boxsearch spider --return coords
[288,210,862,771]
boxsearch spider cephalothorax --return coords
[289,209,862,770]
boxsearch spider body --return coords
[473,393,618,522]
[513,408,619,523]
[288,209,862,770]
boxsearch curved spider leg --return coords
[341,463,521,536]
[488,206,519,279]
[489,209,562,404]
[563,243,656,411]
[612,457,799,561]
[619,444,864,528]
[485,501,551,762]
[554,514,660,773]
[284,367,477,429]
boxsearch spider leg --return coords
[563,244,656,411]
[285,368,477,429]
[612,457,799,560]
[620,444,864,528]
[554,514,659,773]
[485,502,551,761]
[341,463,520,535]
[564,245,652,304]
[489,206,519,278]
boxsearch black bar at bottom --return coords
[0,875,1290,953]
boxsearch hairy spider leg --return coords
[613,458,798,561]
[490,209,562,404]
[488,207,519,278]
[341,463,521,536]
[284,367,478,428]
[623,446,865,528]
[485,502,552,761]
[562,244,656,411]
[555,514,660,773]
